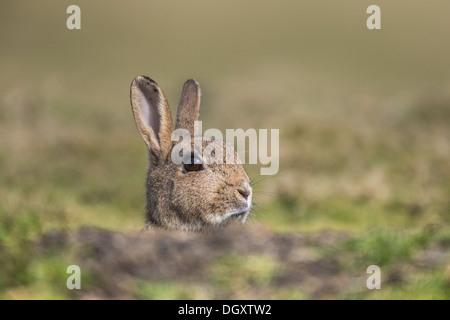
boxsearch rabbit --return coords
[130,76,252,232]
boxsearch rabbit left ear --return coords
[175,79,201,136]
[130,76,173,164]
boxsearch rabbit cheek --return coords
[206,184,244,225]
[204,185,228,225]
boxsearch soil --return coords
[35,223,449,299]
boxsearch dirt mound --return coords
[36,224,353,299]
[35,224,449,299]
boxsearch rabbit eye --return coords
[184,154,203,172]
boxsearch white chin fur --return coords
[236,212,249,224]
[209,208,250,225]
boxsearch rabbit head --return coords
[130,76,252,232]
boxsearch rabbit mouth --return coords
[225,208,250,223]
[232,210,250,223]
[209,207,250,225]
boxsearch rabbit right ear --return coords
[130,76,173,163]
[175,79,201,136]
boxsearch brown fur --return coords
[130,76,252,232]
[175,79,201,136]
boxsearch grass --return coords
[344,271,450,300]
[209,253,282,288]
[133,253,307,300]
[134,281,206,300]
[1,1,450,299]
[343,229,430,268]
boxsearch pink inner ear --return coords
[135,84,161,144]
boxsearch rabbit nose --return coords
[237,182,252,200]
[238,188,250,200]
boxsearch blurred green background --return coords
[1,0,449,299]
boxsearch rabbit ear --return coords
[175,79,201,136]
[130,76,173,163]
